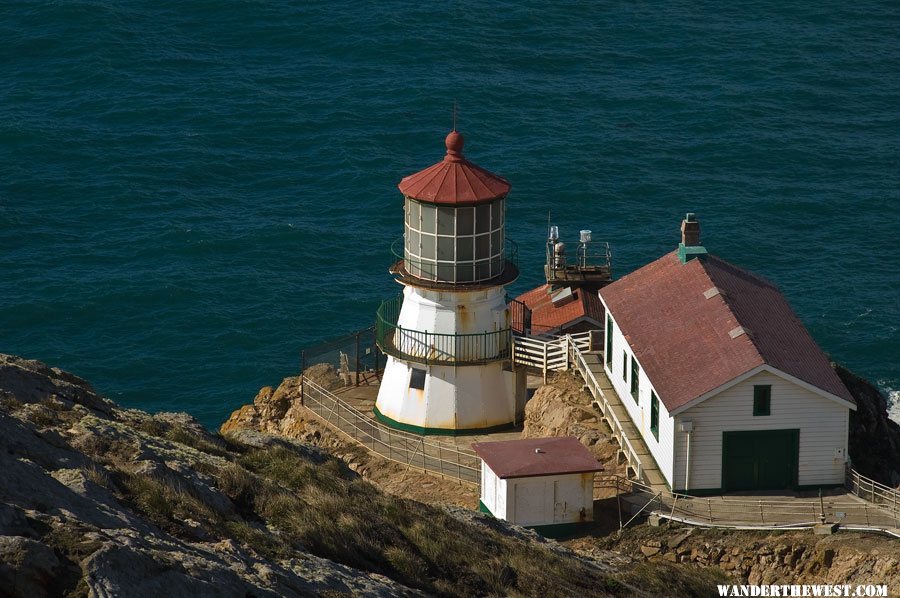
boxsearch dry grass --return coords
[225,446,620,597]
[100,434,718,596]
[0,394,23,411]
[137,417,231,458]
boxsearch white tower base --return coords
[375,357,518,433]
[375,285,524,434]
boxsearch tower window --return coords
[409,368,426,390]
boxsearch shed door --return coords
[722,430,799,491]
[552,481,565,522]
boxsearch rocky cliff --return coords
[838,366,900,487]
[0,355,725,597]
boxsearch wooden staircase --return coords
[577,351,669,493]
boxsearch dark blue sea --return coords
[2,1,898,428]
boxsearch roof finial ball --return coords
[444,130,465,162]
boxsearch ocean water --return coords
[2,1,898,429]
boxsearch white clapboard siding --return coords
[673,370,849,490]
[602,309,676,487]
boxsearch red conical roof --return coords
[398,131,511,205]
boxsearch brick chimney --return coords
[681,212,700,246]
[678,213,708,264]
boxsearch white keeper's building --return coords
[598,214,856,494]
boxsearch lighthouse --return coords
[374,130,524,434]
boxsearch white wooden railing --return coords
[512,331,592,381]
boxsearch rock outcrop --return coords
[522,371,626,479]
[840,365,900,487]
[592,525,900,589]
[0,355,415,597]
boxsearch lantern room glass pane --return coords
[419,262,436,279]
[420,204,436,234]
[406,228,420,254]
[420,234,436,259]
[475,234,490,260]
[457,207,474,235]
[490,254,503,277]
[437,236,454,261]
[491,230,502,255]
[476,204,490,234]
[437,263,454,281]
[456,264,474,282]
[475,262,491,280]
[456,237,473,261]
[408,200,420,226]
[491,200,503,228]
[437,207,455,235]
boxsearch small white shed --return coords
[472,437,602,535]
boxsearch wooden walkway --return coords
[601,475,900,536]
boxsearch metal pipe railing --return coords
[301,377,481,486]
[375,295,512,366]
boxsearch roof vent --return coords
[728,326,747,339]
[703,287,721,299]
[534,448,544,454]
[550,286,576,307]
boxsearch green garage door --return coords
[722,430,799,491]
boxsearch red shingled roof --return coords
[599,251,854,412]
[398,131,510,205]
[515,284,604,334]
[472,437,603,479]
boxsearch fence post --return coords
[374,344,379,380]
[355,331,360,387]
[819,488,826,524]
[542,342,548,384]
[300,350,306,407]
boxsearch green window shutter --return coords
[622,350,627,381]
[605,315,613,366]
[630,356,639,402]
[753,385,771,416]
[650,392,659,440]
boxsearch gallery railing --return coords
[375,295,512,366]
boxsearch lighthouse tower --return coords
[374,130,523,434]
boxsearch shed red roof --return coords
[515,284,604,334]
[599,252,854,412]
[471,436,603,479]
[398,131,510,205]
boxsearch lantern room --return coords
[395,131,514,286]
